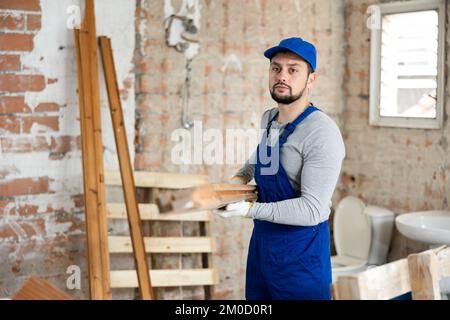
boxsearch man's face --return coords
[269,51,314,105]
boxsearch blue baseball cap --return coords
[264,37,317,72]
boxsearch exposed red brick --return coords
[0,96,30,114]
[0,74,45,92]
[204,64,212,77]
[0,54,21,71]
[139,75,168,94]
[134,152,162,170]
[11,260,21,273]
[0,0,40,11]
[0,219,45,240]
[50,135,80,153]
[22,116,59,133]
[26,14,41,31]
[49,153,64,160]
[0,33,34,51]
[17,204,39,216]
[0,224,17,239]
[0,177,49,197]
[51,215,84,234]
[20,219,45,237]
[341,173,356,187]
[0,14,25,30]
[123,77,132,89]
[34,103,59,112]
[71,194,85,209]
[0,199,15,217]
[47,78,57,84]
[0,115,20,133]
[0,136,49,153]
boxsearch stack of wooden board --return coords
[156,184,257,213]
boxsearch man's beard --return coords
[270,81,307,105]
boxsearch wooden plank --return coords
[82,0,111,300]
[105,170,209,189]
[408,250,441,300]
[334,258,410,300]
[156,184,257,213]
[107,203,212,221]
[109,236,216,253]
[211,183,257,191]
[333,276,361,300]
[83,0,111,300]
[74,27,102,300]
[110,269,218,288]
[407,246,449,300]
[74,22,111,300]
[12,276,72,300]
[99,36,154,300]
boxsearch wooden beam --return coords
[334,258,411,300]
[12,276,72,300]
[408,250,441,300]
[85,0,112,299]
[74,0,111,299]
[99,36,154,300]
[408,246,449,300]
[110,269,218,288]
[105,170,209,189]
[107,203,212,221]
[109,236,217,253]
[83,1,111,300]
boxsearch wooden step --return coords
[106,203,212,221]
[109,236,217,253]
[110,269,218,288]
[105,171,209,189]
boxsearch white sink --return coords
[395,210,450,245]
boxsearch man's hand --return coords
[215,200,253,218]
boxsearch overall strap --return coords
[266,105,320,145]
[279,105,319,145]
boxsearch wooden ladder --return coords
[105,171,219,299]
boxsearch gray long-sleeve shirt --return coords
[235,107,345,226]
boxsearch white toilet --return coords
[331,196,395,282]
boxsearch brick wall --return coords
[0,0,87,298]
[0,0,136,299]
[341,0,450,261]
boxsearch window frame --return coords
[369,0,446,129]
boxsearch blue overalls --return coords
[246,105,332,300]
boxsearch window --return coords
[369,0,445,129]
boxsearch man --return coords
[218,37,345,300]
